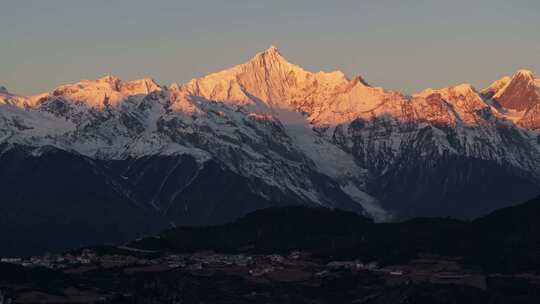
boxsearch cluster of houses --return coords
[179,251,308,276]
[1,249,484,289]
[1,251,94,270]
[326,260,380,271]
[0,249,308,274]
[1,249,142,270]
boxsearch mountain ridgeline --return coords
[1,47,540,255]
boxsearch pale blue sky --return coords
[1,0,539,95]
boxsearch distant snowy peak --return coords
[418,83,478,98]
[176,46,400,127]
[177,46,354,111]
[412,83,491,126]
[172,48,540,131]
[2,46,540,222]
[29,76,162,109]
[0,85,8,94]
[493,69,540,111]
[2,48,539,135]
[481,76,512,99]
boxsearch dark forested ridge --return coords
[2,196,540,303]
[131,195,540,274]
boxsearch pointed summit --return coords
[0,85,8,94]
[180,45,356,113]
[514,69,536,79]
[494,69,540,111]
[259,45,281,57]
[267,45,280,53]
[250,45,289,66]
[180,45,314,107]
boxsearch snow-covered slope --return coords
[172,48,540,217]
[1,47,540,227]
[0,60,385,246]
[481,76,512,99]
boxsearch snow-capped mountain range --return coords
[1,47,540,255]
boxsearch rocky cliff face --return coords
[1,47,540,254]
[492,70,540,111]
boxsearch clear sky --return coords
[1,0,539,95]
